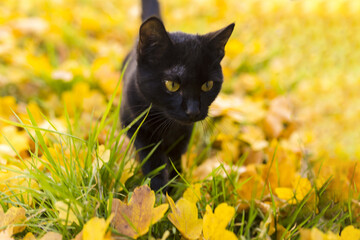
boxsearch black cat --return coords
[120,0,234,191]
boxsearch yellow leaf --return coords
[23,232,36,240]
[341,226,360,240]
[94,145,110,169]
[300,227,338,240]
[166,193,202,240]
[275,177,313,204]
[18,101,44,125]
[82,216,114,240]
[111,185,168,239]
[183,183,202,203]
[0,96,17,118]
[293,177,312,201]
[264,97,294,139]
[0,126,29,153]
[275,188,295,203]
[12,17,49,35]
[55,201,82,225]
[239,125,268,151]
[0,227,14,240]
[203,204,237,240]
[0,206,26,235]
[39,232,62,240]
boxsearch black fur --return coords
[120,2,234,191]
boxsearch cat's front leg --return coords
[132,132,169,191]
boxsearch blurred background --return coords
[1,0,359,196]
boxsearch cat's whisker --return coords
[203,117,217,136]
[149,118,169,141]
[200,120,206,135]
[163,119,174,137]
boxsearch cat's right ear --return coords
[138,17,172,62]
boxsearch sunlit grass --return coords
[1,0,360,239]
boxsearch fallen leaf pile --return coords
[1,0,360,239]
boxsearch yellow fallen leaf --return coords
[183,183,202,203]
[239,125,268,151]
[264,96,295,139]
[0,206,26,235]
[341,225,360,240]
[203,203,237,240]
[23,232,36,240]
[111,185,168,239]
[166,193,202,240]
[275,188,294,203]
[0,227,14,240]
[12,17,49,35]
[94,145,110,169]
[300,227,338,240]
[40,232,62,240]
[0,96,17,118]
[275,177,313,204]
[80,216,114,240]
[55,200,82,226]
[0,126,29,154]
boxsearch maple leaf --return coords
[111,185,168,239]
[340,225,360,240]
[74,216,114,240]
[183,183,202,203]
[166,193,202,240]
[0,206,26,235]
[275,176,313,204]
[300,227,338,240]
[22,233,36,240]
[202,203,237,240]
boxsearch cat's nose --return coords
[185,101,200,119]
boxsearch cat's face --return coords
[136,17,234,124]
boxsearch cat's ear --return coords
[204,23,235,59]
[138,17,171,61]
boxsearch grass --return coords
[1,0,360,239]
[0,102,355,238]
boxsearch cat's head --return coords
[136,17,234,124]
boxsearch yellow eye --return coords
[201,81,213,92]
[165,80,180,92]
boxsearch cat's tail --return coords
[141,0,161,22]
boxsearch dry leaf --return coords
[183,183,202,203]
[166,194,202,240]
[40,232,62,240]
[22,232,37,240]
[12,17,49,35]
[0,227,14,240]
[55,200,82,225]
[75,216,114,240]
[300,227,338,240]
[111,185,168,239]
[264,96,295,139]
[203,203,237,240]
[275,176,313,204]
[0,206,26,235]
[340,225,360,240]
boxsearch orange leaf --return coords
[111,185,168,239]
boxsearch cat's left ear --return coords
[205,23,235,59]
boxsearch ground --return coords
[0,0,360,239]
